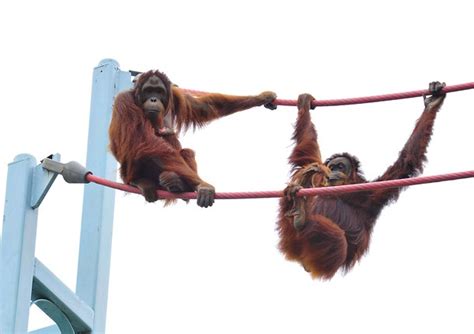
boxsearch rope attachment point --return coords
[42,158,91,184]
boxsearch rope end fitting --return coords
[41,158,92,184]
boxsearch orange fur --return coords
[109,70,276,205]
[277,89,445,279]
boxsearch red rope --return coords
[86,170,474,200]
[186,82,474,107]
[91,81,474,200]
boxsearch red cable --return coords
[90,82,474,199]
[186,82,474,107]
[86,170,474,200]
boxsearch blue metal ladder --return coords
[0,59,132,333]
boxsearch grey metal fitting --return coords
[42,158,91,184]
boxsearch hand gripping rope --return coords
[41,81,474,200]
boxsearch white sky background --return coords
[1,1,474,333]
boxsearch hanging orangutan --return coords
[109,69,277,207]
[277,82,446,279]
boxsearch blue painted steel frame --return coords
[0,59,132,333]
[1,154,39,333]
[75,59,131,333]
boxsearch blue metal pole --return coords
[1,154,39,333]
[75,59,131,333]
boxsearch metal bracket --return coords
[41,158,91,184]
[31,299,75,334]
[31,155,92,209]
[31,258,93,333]
[31,154,61,209]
